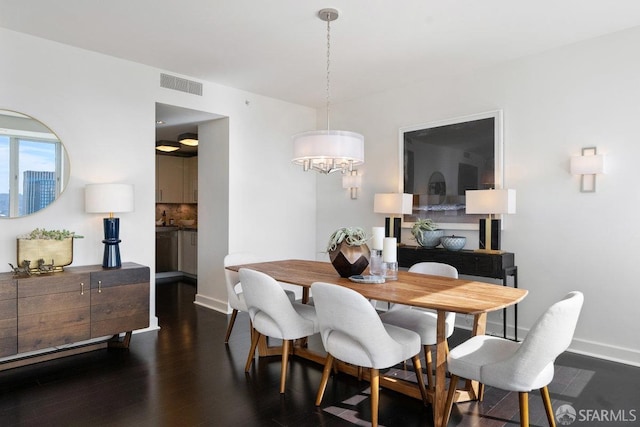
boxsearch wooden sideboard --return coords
[397,246,519,340]
[0,262,149,369]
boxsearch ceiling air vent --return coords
[160,73,203,96]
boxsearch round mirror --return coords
[0,110,70,218]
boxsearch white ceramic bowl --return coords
[441,235,466,251]
[180,219,195,226]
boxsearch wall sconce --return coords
[465,189,516,252]
[342,170,361,199]
[373,193,412,243]
[570,147,605,192]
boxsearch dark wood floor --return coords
[0,279,638,426]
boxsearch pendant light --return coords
[292,8,364,174]
[178,132,198,146]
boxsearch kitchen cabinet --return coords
[156,155,184,203]
[179,229,197,276]
[183,156,198,203]
[0,263,149,369]
[156,155,198,204]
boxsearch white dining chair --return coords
[443,291,584,427]
[311,282,428,427]
[240,268,320,394]
[379,262,458,390]
[223,253,295,343]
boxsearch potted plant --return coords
[411,219,444,248]
[16,228,83,273]
[326,227,371,277]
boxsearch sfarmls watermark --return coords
[556,404,637,425]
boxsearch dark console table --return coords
[397,246,519,340]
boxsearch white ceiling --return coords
[2,1,640,108]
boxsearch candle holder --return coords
[383,261,398,281]
[369,249,384,276]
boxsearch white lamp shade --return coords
[374,193,413,215]
[292,130,364,166]
[465,189,516,214]
[570,154,605,175]
[85,183,135,214]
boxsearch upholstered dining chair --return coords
[223,253,295,343]
[311,282,428,427]
[240,268,320,394]
[442,291,584,427]
[379,261,458,390]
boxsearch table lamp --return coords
[373,193,412,244]
[85,183,135,268]
[465,189,516,252]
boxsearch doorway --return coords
[155,103,222,282]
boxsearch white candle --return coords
[383,237,397,262]
[372,227,385,250]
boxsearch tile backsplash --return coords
[156,204,197,225]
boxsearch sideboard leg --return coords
[108,331,133,349]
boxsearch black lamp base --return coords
[478,218,501,251]
[102,217,122,269]
[384,217,403,244]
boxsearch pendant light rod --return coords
[319,8,338,131]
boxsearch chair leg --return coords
[315,354,335,406]
[424,344,434,391]
[442,374,459,427]
[411,354,428,406]
[280,339,290,394]
[519,392,530,427]
[224,309,238,343]
[540,386,556,427]
[370,368,380,427]
[245,330,260,372]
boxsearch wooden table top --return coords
[226,259,527,315]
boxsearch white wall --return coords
[317,26,640,366]
[0,28,317,331]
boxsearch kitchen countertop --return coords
[155,226,198,232]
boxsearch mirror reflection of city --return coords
[0,110,68,218]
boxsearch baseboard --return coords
[194,293,229,314]
[567,337,640,367]
[454,318,640,368]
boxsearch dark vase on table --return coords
[328,241,371,278]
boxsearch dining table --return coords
[226,259,528,427]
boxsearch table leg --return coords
[469,313,487,400]
[434,310,447,427]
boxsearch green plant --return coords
[411,218,438,236]
[19,228,84,240]
[326,227,369,252]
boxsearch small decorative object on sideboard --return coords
[8,261,31,277]
[411,218,444,248]
[16,228,83,274]
[441,235,467,251]
[327,227,371,278]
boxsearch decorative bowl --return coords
[414,229,444,248]
[441,235,466,251]
[180,219,195,226]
